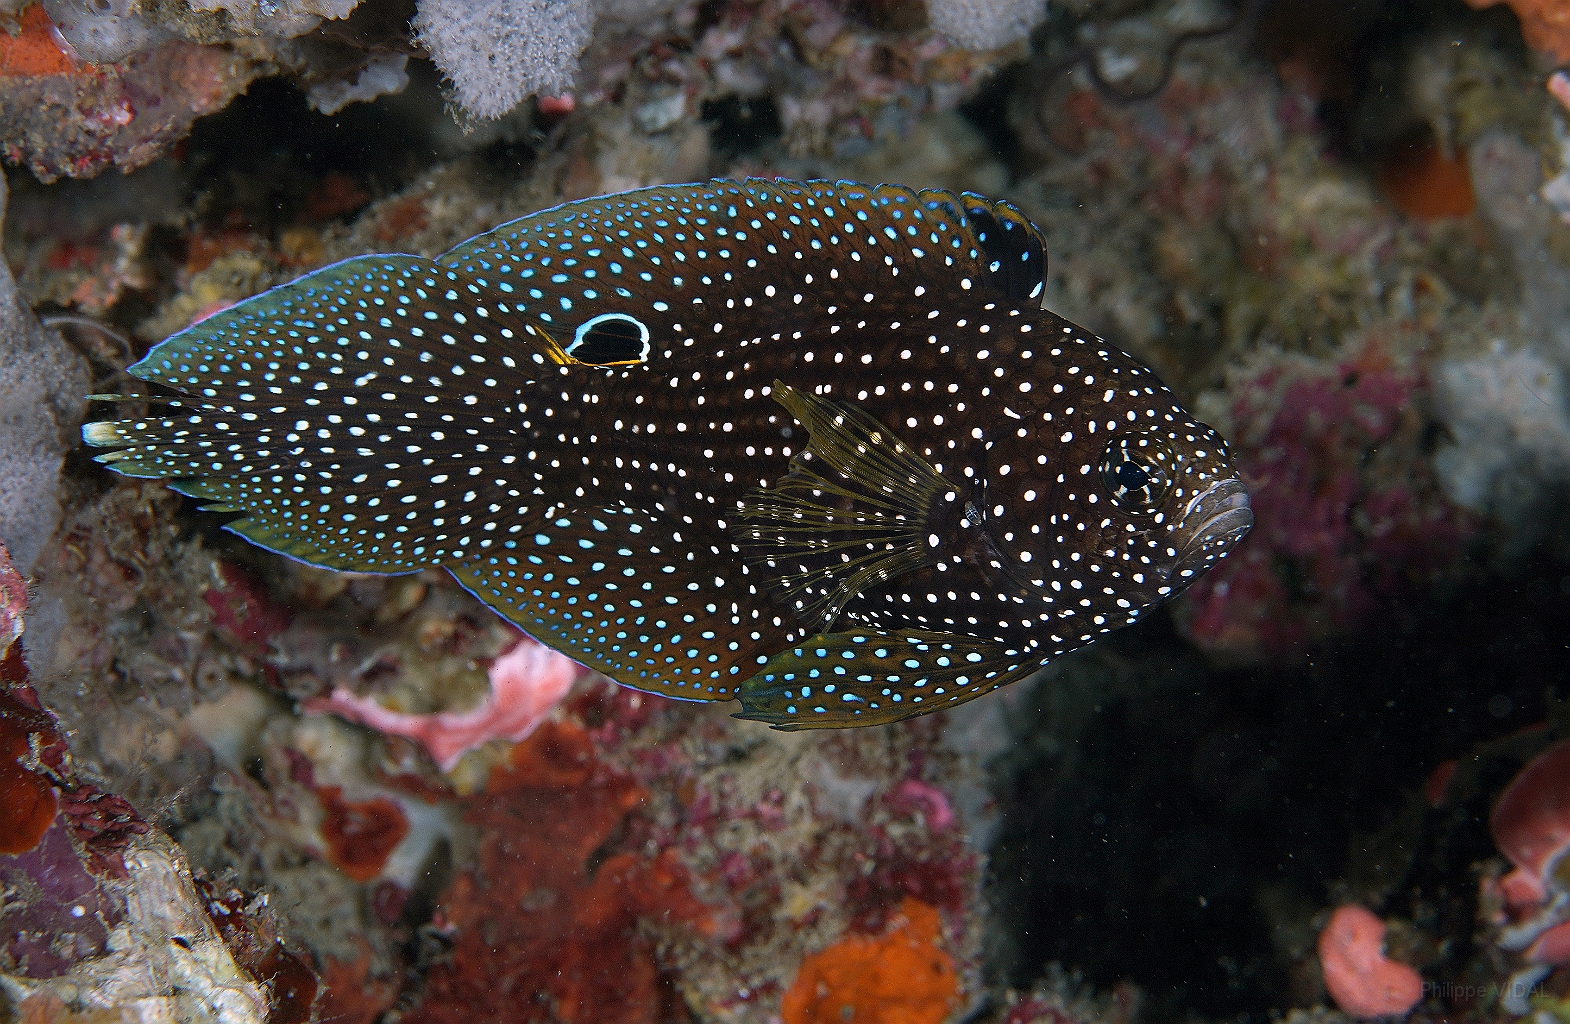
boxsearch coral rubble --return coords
[0,542,289,1023]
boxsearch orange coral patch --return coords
[1375,141,1476,221]
[0,5,82,78]
[304,172,371,223]
[372,194,431,247]
[318,786,409,882]
[1466,0,1570,62]
[782,897,962,1024]
[495,716,598,790]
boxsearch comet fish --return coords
[83,177,1253,729]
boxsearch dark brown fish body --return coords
[85,178,1251,728]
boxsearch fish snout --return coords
[1168,477,1253,591]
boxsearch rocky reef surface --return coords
[3,0,1570,1022]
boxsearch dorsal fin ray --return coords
[733,383,958,631]
[941,189,1049,304]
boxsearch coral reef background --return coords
[2,0,1570,1022]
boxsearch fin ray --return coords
[734,383,957,630]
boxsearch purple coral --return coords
[1177,336,1475,660]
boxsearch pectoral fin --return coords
[733,383,960,631]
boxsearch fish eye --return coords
[1113,461,1149,490]
[1099,433,1175,513]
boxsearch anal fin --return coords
[734,627,1043,730]
[449,504,792,704]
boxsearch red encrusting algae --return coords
[0,647,59,856]
[1423,759,1458,809]
[316,946,401,1024]
[1490,739,1570,909]
[407,719,718,1024]
[0,562,149,872]
[203,561,294,650]
[197,875,321,1024]
[781,897,962,1024]
[317,785,410,883]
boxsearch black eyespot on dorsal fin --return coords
[962,194,1048,306]
[915,188,1049,306]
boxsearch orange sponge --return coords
[1465,0,1570,62]
[781,898,962,1024]
[0,5,82,78]
[1374,141,1476,221]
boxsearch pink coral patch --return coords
[888,778,955,831]
[308,636,582,771]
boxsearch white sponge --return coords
[414,0,595,121]
[926,0,1045,51]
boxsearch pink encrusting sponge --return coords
[1318,905,1423,1019]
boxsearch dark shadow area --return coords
[180,63,449,227]
[988,550,1570,1021]
[701,94,784,163]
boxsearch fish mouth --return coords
[1167,477,1253,590]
